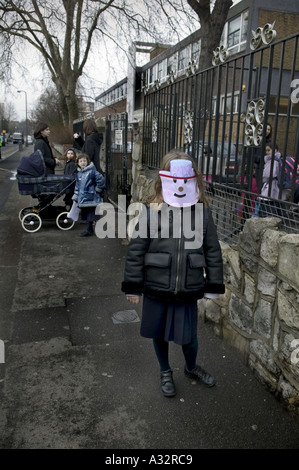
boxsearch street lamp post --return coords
[17,90,28,147]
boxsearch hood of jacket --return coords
[77,162,96,173]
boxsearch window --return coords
[221,94,239,115]
[148,64,158,85]
[178,47,189,72]
[211,98,217,116]
[269,96,299,116]
[167,55,177,75]
[157,59,167,80]
[142,71,148,88]
[221,10,248,55]
[291,101,299,116]
[191,40,201,63]
[228,17,241,49]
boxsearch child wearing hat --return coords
[122,150,225,397]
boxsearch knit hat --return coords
[34,122,49,139]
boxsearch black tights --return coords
[153,335,198,372]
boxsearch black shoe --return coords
[184,365,216,387]
[160,369,176,397]
[80,230,93,237]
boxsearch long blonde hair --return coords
[147,150,209,207]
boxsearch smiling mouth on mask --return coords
[174,193,186,198]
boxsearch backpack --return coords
[281,156,299,189]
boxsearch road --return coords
[0,143,26,211]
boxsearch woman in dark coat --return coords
[34,122,59,174]
[73,119,103,173]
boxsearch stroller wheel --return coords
[19,206,36,221]
[56,211,75,231]
[21,213,42,233]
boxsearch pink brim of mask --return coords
[159,171,199,207]
[159,172,197,180]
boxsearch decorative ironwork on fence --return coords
[142,30,299,243]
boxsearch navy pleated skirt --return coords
[140,295,198,346]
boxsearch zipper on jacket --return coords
[174,209,182,294]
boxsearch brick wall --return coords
[94,99,126,120]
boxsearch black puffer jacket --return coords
[122,204,225,303]
[74,132,103,172]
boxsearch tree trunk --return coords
[54,76,78,126]
[187,0,233,71]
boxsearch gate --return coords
[142,31,299,243]
[105,112,133,206]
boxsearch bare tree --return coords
[30,87,62,125]
[0,0,233,127]
[1,101,18,134]
[3,101,17,122]
[187,0,233,70]
[0,0,128,125]
[152,0,233,71]
[0,0,198,127]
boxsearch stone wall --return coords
[129,112,299,413]
[198,218,299,413]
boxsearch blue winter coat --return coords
[72,162,105,208]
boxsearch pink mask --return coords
[159,159,199,207]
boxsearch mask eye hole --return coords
[173,179,177,183]
[184,178,187,184]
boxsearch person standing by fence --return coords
[73,119,103,173]
[122,150,225,397]
[259,142,284,219]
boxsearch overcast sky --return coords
[6,0,242,125]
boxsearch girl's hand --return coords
[126,295,140,304]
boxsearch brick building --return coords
[94,0,299,124]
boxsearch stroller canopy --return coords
[17,149,46,177]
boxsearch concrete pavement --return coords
[0,142,21,161]
[0,168,299,450]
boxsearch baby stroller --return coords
[16,149,76,233]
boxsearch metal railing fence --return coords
[142,32,299,244]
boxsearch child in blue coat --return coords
[72,153,105,237]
